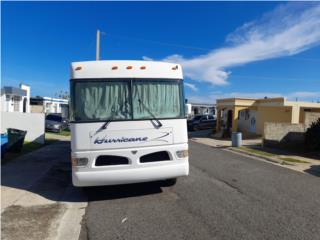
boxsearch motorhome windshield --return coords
[70,79,185,122]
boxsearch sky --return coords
[2,1,320,103]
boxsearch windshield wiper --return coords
[101,119,111,130]
[97,104,117,133]
[98,101,129,131]
[138,99,163,128]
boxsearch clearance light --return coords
[112,66,118,70]
[140,66,146,70]
[176,150,188,159]
[172,65,178,70]
[127,66,133,70]
[75,66,82,71]
[71,156,88,167]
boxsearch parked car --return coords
[187,114,216,131]
[45,114,69,133]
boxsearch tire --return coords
[162,178,177,187]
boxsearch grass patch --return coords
[240,146,275,157]
[279,157,309,164]
[57,130,70,136]
[46,130,70,136]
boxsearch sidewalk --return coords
[190,135,320,177]
[1,140,87,240]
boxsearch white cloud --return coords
[161,3,320,85]
[142,56,153,61]
[184,82,198,91]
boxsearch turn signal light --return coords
[71,156,88,167]
[140,66,146,70]
[127,66,133,69]
[112,66,118,70]
[176,150,188,158]
[75,66,82,71]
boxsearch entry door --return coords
[249,110,257,133]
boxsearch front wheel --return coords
[162,178,177,187]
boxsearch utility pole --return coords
[96,29,100,61]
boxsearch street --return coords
[79,140,320,240]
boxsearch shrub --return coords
[305,118,320,151]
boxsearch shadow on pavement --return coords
[83,181,164,202]
[188,129,213,139]
[2,141,87,204]
[304,165,320,177]
[246,145,320,161]
[2,140,167,203]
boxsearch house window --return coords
[240,110,245,119]
[13,96,21,112]
[245,109,250,120]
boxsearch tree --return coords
[305,118,320,151]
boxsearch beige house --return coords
[216,97,320,136]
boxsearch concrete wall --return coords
[256,106,292,135]
[1,112,45,143]
[30,105,45,113]
[304,111,320,128]
[263,122,305,148]
[299,108,320,124]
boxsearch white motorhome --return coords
[70,60,189,186]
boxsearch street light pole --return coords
[96,29,100,61]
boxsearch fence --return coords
[1,112,45,144]
[263,122,305,148]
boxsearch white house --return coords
[30,96,69,117]
[185,102,216,119]
[0,84,30,113]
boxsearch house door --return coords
[23,98,27,112]
[227,110,233,130]
[249,110,257,133]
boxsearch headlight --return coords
[71,157,88,167]
[54,124,60,128]
[176,150,189,158]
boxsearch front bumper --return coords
[72,143,189,187]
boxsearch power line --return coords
[107,33,211,52]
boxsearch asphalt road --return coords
[80,141,320,240]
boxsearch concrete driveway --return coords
[1,141,86,240]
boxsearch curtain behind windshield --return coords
[132,81,181,119]
[73,81,131,121]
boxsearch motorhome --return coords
[70,60,189,186]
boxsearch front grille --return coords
[140,151,171,163]
[95,155,129,166]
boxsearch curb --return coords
[226,147,294,166]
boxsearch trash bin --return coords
[232,132,242,147]
[7,128,27,153]
[1,134,8,158]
